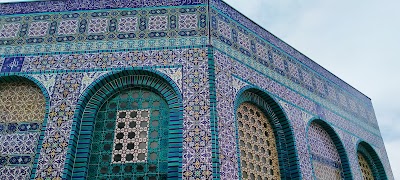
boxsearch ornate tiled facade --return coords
[0,81,46,180]
[0,0,393,180]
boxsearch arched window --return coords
[234,89,301,179]
[357,141,388,180]
[307,120,352,180]
[237,102,280,180]
[87,88,169,179]
[358,152,374,180]
[0,80,46,179]
[308,122,343,179]
[68,71,183,179]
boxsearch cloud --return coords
[385,140,400,178]
[225,0,400,178]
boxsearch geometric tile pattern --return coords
[87,18,108,34]
[358,153,374,180]
[0,166,31,180]
[238,32,250,50]
[117,17,138,33]
[148,15,168,31]
[217,20,231,39]
[0,81,45,180]
[0,23,20,39]
[112,110,150,164]
[179,14,198,29]
[0,6,207,46]
[237,103,281,180]
[0,82,45,123]
[0,133,39,154]
[0,0,207,15]
[308,122,343,180]
[28,21,49,37]
[57,20,78,35]
[0,1,392,180]
[214,50,246,179]
[34,73,83,180]
[181,48,212,179]
[210,8,379,131]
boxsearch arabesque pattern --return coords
[0,0,393,179]
[308,122,343,180]
[0,82,45,123]
[0,81,45,179]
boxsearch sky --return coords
[0,0,398,178]
[223,0,400,178]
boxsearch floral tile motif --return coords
[57,20,78,35]
[0,166,31,179]
[1,57,24,72]
[28,21,49,37]
[88,18,108,34]
[238,32,250,50]
[156,67,183,93]
[0,6,208,47]
[0,0,207,15]
[118,17,138,33]
[0,133,39,154]
[0,23,20,39]
[148,15,168,31]
[179,14,198,30]
[217,20,231,39]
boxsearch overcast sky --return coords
[0,0,398,178]
[223,0,400,178]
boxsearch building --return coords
[0,0,393,179]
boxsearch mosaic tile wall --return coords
[0,0,393,179]
[0,81,46,180]
[1,49,212,179]
[209,2,393,178]
[308,122,343,179]
[213,50,392,179]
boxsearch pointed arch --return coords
[64,70,183,179]
[234,87,301,180]
[0,74,51,179]
[306,119,353,179]
[356,141,388,180]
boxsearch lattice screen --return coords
[87,89,169,179]
[358,152,374,180]
[237,102,281,180]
